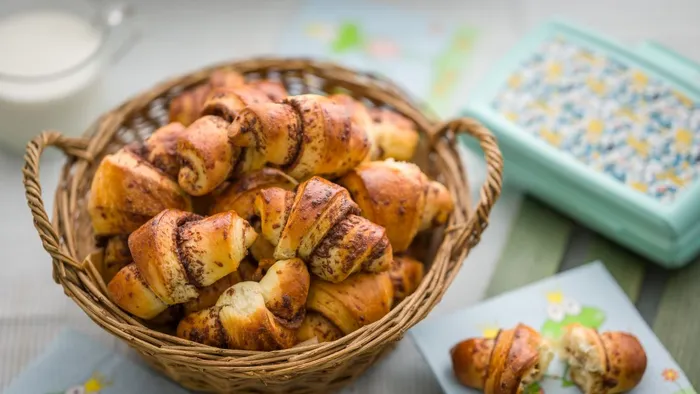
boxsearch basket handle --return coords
[23,131,91,272]
[431,117,503,254]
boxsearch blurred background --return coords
[1,0,699,392]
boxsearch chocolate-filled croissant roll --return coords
[176,94,372,196]
[300,271,393,341]
[168,68,288,128]
[177,258,310,350]
[561,323,647,394]
[451,323,554,393]
[200,85,273,123]
[330,93,419,161]
[231,94,371,180]
[168,70,247,126]
[177,115,239,197]
[106,209,257,319]
[176,84,284,196]
[88,149,193,236]
[338,159,454,252]
[254,176,392,283]
[89,120,197,236]
[144,122,187,179]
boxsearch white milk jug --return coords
[0,1,135,155]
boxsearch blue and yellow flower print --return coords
[492,37,700,203]
[47,372,111,394]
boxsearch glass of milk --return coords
[0,0,136,154]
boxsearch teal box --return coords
[462,20,700,268]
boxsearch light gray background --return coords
[1,1,699,392]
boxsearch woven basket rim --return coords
[22,57,503,379]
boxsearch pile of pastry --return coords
[452,323,648,394]
[88,69,454,351]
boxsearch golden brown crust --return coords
[174,93,371,197]
[338,160,454,252]
[562,323,647,394]
[296,311,344,343]
[129,209,201,304]
[389,256,424,305]
[451,337,495,390]
[329,94,372,125]
[208,69,246,90]
[108,264,245,322]
[258,258,276,272]
[178,210,257,287]
[173,86,280,197]
[218,285,298,350]
[177,115,237,196]
[128,209,256,305]
[106,207,258,321]
[451,324,552,393]
[168,70,246,127]
[255,187,294,247]
[209,168,296,219]
[276,177,359,260]
[368,107,420,161]
[258,258,310,326]
[420,180,454,231]
[144,122,187,179]
[169,83,211,127]
[146,269,245,328]
[306,272,393,335]
[177,259,310,350]
[329,94,376,158]
[246,79,288,102]
[338,160,425,252]
[176,306,229,348]
[599,331,647,393]
[102,235,132,283]
[255,177,393,282]
[107,263,168,319]
[230,102,302,173]
[229,94,371,180]
[296,94,371,178]
[484,324,543,394]
[308,214,393,281]
[201,85,271,123]
[88,149,193,236]
[331,94,418,161]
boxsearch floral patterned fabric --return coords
[492,37,700,203]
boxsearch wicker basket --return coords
[22,58,503,393]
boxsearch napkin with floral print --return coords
[411,262,696,394]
